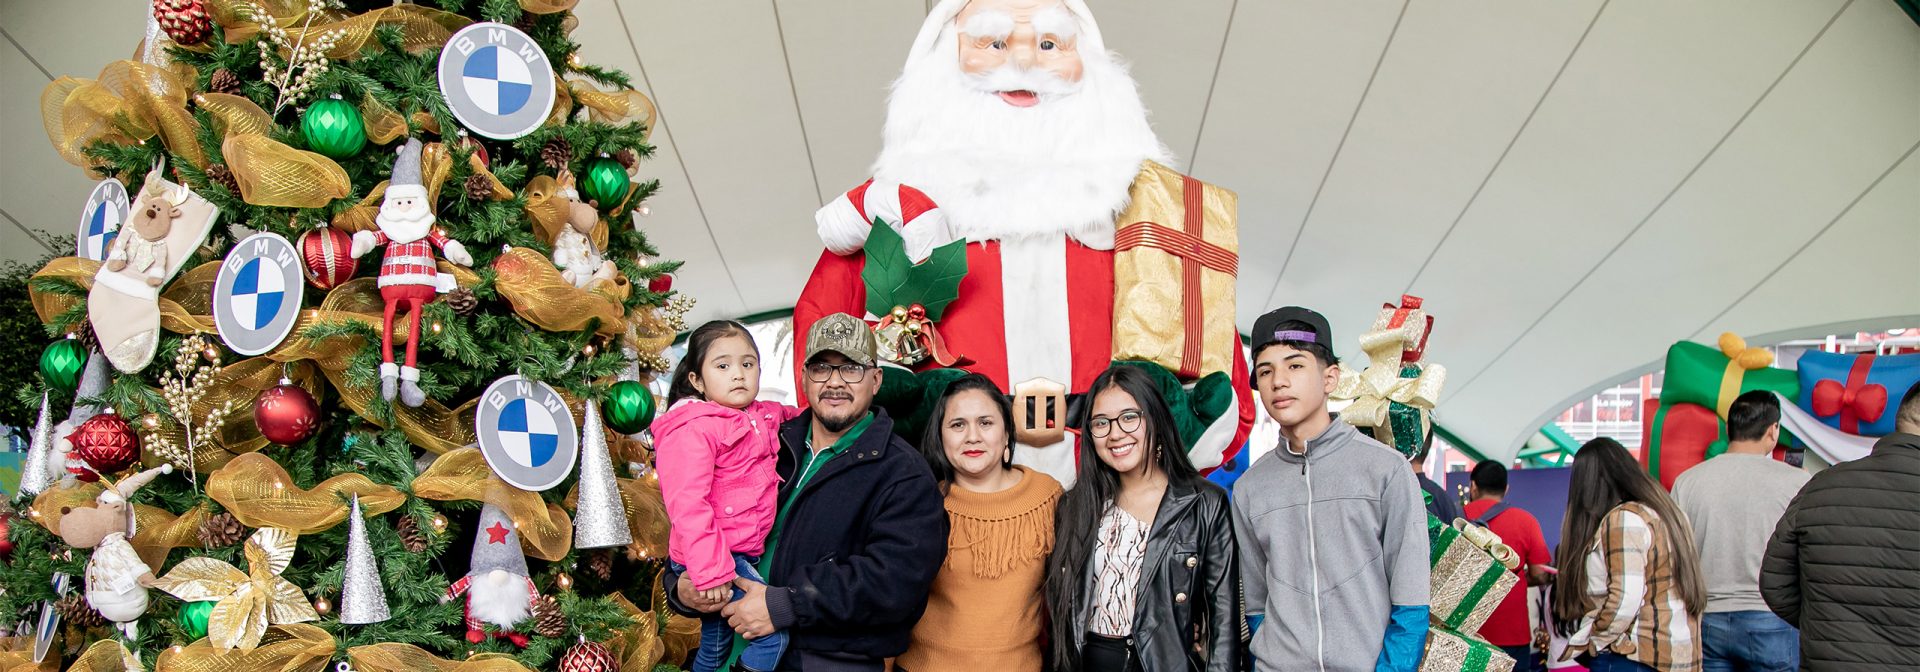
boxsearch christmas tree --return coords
[5,1,698,670]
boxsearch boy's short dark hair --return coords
[1726,390,1781,443]
[1470,460,1508,495]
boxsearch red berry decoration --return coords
[254,379,321,445]
[297,226,358,290]
[153,0,213,46]
[558,640,615,672]
[70,410,139,477]
[647,273,673,294]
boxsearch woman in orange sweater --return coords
[897,373,1063,672]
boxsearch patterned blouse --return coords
[1089,505,1151,637]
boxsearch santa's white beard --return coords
[873,31,1171,249]
[375,206,434,244]
[467,569,532,627]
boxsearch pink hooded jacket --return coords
[653,398,800,591]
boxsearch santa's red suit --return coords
[794,180,1253,487]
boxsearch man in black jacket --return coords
[1762,381,1920,670]
[665,312,948,671]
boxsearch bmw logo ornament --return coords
[438,22,557,141]
[476,375,580,491]
[77,179,130,262]
[213,233,306,356]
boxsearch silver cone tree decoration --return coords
[338,494,390,624]
[572,402,631,549]
[20,392,55,496]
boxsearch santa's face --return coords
[376,191,435,243]
[955,0,1083,108]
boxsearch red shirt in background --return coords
[1462,498,1551,647]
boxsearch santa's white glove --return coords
[442,240,473,267]
[350,230,378,258]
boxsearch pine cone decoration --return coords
[208,69,242,96]
[531,594,567,638]
[204,165,240,194]
[463,174,495,202]
[153,0,213,46]
[197,512,246,548]
[613,148,638,170]
[445,288,480,316]
[586,550,613,581]
[541,137,573,170]
[72,322,99,356]
[397,515,427,553]
[55,594,106,629]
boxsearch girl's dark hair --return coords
[1551,437,1706,635]
[919,373,1016,485]
[1045,364,1201,670]
[665,320,756,407]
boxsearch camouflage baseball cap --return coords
[804,313,878,367]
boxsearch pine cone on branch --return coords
[55,594,106,629]
[197,512,246,548]
[204,165,240,194]
[208,69,242,96]
[397,515,427,553]
[586,550,613,581]
[445,288,479,316]
[531,594,567,638]
[541,138,573,170]
[613,148,638,170]
[464,174,494,201]
[72,323,99,357]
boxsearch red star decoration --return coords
[485,521,511,544]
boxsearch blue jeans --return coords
[671,555,788,672]
[1703,611,1799,672]
[1589,653,1657,672]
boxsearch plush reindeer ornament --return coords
[55,464,174,640]
[551,169,618,289]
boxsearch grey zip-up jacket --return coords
[1232,419,1430,672]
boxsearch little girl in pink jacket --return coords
[654,320,799,672]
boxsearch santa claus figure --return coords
[351,138,473,407]
[795,0,1252,485]
[442,503,538,647]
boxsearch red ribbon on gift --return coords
[876,303,967,367]
[1811,354,1887,434]
[1114,175,1238,379]
[1383,295,1436,364]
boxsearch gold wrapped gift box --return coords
[1112,161,1239,380]
[1430,518,1521,633]
[1420,625,1516,672]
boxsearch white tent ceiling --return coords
[3,0,1916,462]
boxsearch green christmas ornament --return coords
[580,156,631,208]
[40,338,86,392]
[301,95,367,159]
[603,380,656,434]
[177,600,216,640]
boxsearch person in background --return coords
[1763,382,1920,670]
[1672,391,1806,672]
[1232,306,1428,672]
[1415,432,1463,523]
[1464,461,1554,672]
[1552,438,1705,672]
[898,373,1062,672]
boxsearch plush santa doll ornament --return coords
[442,503,538,647]
[351,138,473,407]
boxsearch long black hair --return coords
[665,320,755,407]
[1551,437,1705,635]
[919,373,1016,486]
[1045,364,1201,670]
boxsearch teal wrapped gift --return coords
[1429,517,1519,633]
[1420,625,1515,672]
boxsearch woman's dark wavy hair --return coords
[919,373,1016,486]
[665,320,756,407]
[1551,437,1706,635]
[1044,364,1201,670]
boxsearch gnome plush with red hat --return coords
[441,503,539,647]
[350,138,473,407]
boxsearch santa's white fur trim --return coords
[816,195,869,257]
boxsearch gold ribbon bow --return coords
[152,528,321,652]
[414,449,574,561]
[347,642,535,672]
[1330,304,1447,428]
[217,3,471,59]
[490,247,631,338]
[206,453,405,533]
[155,623,335,672]
[42,60,206,169]
[1454,519,1522,571]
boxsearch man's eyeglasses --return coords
[804,362,871,383]
[1088,410,1143,438]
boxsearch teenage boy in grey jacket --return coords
[1232,306,1430,672]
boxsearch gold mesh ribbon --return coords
[1330,302,1448,430]
[605,593,663,671]
[414,449,573,561]
[206,454,404,533]
[519,0,579,14]
[546,74,574,128]
[1111,160,1239,379]
[196,93,273,138]
[57,640,141,672]
[361,94,408,145]
[492,247,630,338]
[348,643,534,672]
[222,133,352,208]
[42,60,207,170]
[522,175,572,245]
[0,634,58,672]
[154,623,335,672]
[219,4,471,59]
[570,81,655,141]
[30,486,211,571]
[654,571,700,665]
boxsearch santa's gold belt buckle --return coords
[1011,377,1068,446]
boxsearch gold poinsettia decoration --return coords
[153,527,319,651]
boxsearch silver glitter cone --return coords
[339,494,391,624]
[19,392,54,496]
[572,402,632,549]
[71,350,110,420]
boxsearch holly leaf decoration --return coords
[861,218,969,321]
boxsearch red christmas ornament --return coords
[153,0,213,46]
[254,379,321,445]
[298,226,359,290]
[647,273,673,294]
[558,640,615,672]
[458,132,490,167]
[70,411,139,477]
[0,511,14,561]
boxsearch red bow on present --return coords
[1810,355,1887,434]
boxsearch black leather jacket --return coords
[1064,479,1247,672]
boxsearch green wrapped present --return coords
[1420,625,1515,672]
[1429,516,1519,633]
[1650,333,1801,484]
